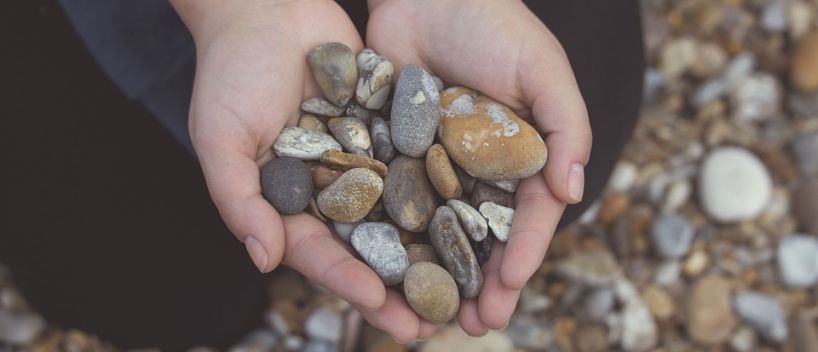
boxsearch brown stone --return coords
[425,144,463,200]
[312,165,344,190]
[598,192,631,225]
[438,87,548,180]
[317,168,383,223]
[320,149,388,177]
[686,275,736,345]
[792,29,818,92]
[403,262,460,324]
[383,156,438,232]
[406,244,440,265]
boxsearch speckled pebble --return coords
[260,157,312,215]
[404,262,460,324]
[317,168,383,223]
[383,156,438,232]
[308,43,358,107]
[274,127,342,160]
[301,98,345,117]
[447,199,488,242]
[430,206,483,298]
[390,65,441,157]
[328,117,372,157]
[479,202,514,242]
[351,222,409,285]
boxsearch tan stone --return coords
[425,144,463,199]
[404,262,459,324]
[641,284,676,321]
[320,149,388,177]
[438,87,547,180]
[298,114,328,133]
[792,29,818,92]
[317,168,383,223]
[599,192,631,225]
[686,275,736,346]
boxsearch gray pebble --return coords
[650,214,695,259]
[479,202,514,242]
[777,234,818,287]
[0,311,44,345]
[260,157,312,215]
[370,117,397,164]
[273,127,342,160]
[390,65,441,157]
[351,222,409,285]
[328,117,372,157]
[429,206,484,298]
[301,97,345,117]
[447,199,488,241]
[733,291,788,342]
[308,42,358,107]
[304,307,343,343]
[383,156,438,232]
[792,132,818,175]
[471,182,515,209]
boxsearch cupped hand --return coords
[366,0,593,336]
[171,0,442,340]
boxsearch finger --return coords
[457,299,488,337]
[417,319,439,340]
[355,289,420,344]
[282,214,386,310]
[500,174,564,290]
[519,41,592,204]
[193,137,286,273]
[478,243,521,330]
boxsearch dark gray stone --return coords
[260,157,312,215]
[429,206,484,298]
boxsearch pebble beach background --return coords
[2,0,818,350]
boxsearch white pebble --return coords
[699,147,772,223]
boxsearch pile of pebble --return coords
[262,42,548,324]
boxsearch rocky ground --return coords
[2,0,818,351]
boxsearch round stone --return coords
[351,222,409,285]
[479,202,514,242]
[328,117,372,157]
[439,87,547,180]
[791,29,818,92]
[429,206,483,298]
[406,244,440,265]
[317,168,383,223]
[777,234,818,287]
[382,156,438,232]
[260,157,312,215]
[793,179,818,234]
[426,144,463,200]
[650,214,695,259]
[447,199,488,242]
[699,147,772,223]
[390,65,441,157]
[370,117,396,164]
[403,262,460,324]
[307,43,358,107]
[273,127,342,160]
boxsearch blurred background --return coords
[2,0,818,351]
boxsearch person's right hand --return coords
[170,0,437,342]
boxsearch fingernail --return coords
[244,236,268,273]
[568,163,585,204]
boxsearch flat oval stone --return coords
[320,150,387,177]
[447,199,488,242]
[390,65,441,157]
[470,182,515,209]
[298,114,328,133]
[404,262,460,324]
[699,147,772,223]
[351,222,409,285]
[260,157,312,215]
[426,144,463,200]
[479,202,514,242]
[308,43,357,107]
[274,127,342,160]
[317,168,383,223]
[439,87,547,180]
[383,156,438,232]
[328,117,372,157]
[370,117,396,164]
[429,206,484,298]
[406,244,440,265]
[301,98,345,117]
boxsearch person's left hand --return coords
[365,0,592,337]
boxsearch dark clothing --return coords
[1,0,643,349]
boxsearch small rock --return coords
[351,222,409,285]
[447,199,488,242]
[598,192,631,225]
[557,250,622,287]
[301,98,345,117]
[683,248,710,278]
[641,284,675,321]
[792,29,818,92]
[328,117,373,157]
[654,260,681,287]
[426,144,463,199]
[733,291,788,342]
[355,49,394,110]
[576,325,608,352]
[308,42,358,106]
[439,87,547,180]
[320,149,387,177]
[470,182,515,209]
[305,307,343,343]
[274,127,342,160]
[0,311,44,345]
[299,114,328,133]
[481,179,520,193]
[650,214,695,259]
[429,206,484,298]
[792,133,818,176]
[317,168,383,223]
[777,234,818,287]
[792,311,818,352]
[260,157,312,215]
[686,275,736,345]
[406,244,439,265]
[730,326,758,352]
[479,202,514,242]
[454,164,477,194]
[761,0,788,32]
[608,161,639,193]
[699,147,772,223]
[793,179,818,234]
[471,235,493,266]
[390,65,441,157]
[420,325,513,352]
[403,262,459,323]
[730,73,780,121]
[312,165,344,190]
[370,117,396,164]
[333,220,361,242]
[661,179,691,213]
[383,156,438,232]
[620,297,657,352]
[659,36,698,78]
